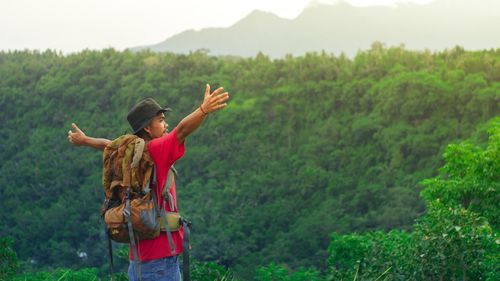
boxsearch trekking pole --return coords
[182,218,192,281]
[107,233,114,281]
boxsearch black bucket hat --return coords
[127,97,171,134]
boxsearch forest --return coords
[0,44,499,280]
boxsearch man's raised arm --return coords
[176,84,230,143]
[67,123,111,151]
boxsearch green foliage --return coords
[11,268,128,281]
[191,260,235,281]
[412,202,498,281]
[12,268,100,281]
[0,237,19,280]
[421,117,500,228]
[415,118,500,280]
[327,231,411,281]
[7,261,233,281]
[256,263,323,281]
[326,118,500,281]
[327,233,371,280]
[0,46,499,279]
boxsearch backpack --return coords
[101,134,190,280]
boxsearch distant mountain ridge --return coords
[130,0,500,57]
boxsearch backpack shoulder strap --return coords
[161,167,176,211]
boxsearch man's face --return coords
[145,113,169,139]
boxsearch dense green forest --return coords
[0,44,499,280]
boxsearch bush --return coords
[327,231,412,281]
[191,260,235,281]
[0,237,19,280]
[412,201,499,281]
[256,263,323,281]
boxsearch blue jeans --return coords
[128,256,181,281]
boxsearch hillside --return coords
[0,46,499,278]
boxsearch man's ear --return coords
[144,126,151,135]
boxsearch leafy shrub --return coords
[191,260,235,281]
[412,201,498,281]
[327,231,411,281]
[0,237,19,280]
[256,263,323,281]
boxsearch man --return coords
[68,84,229,281]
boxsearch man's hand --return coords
[200,84,229,114]
[68,123,87,146]
[176,83,230,143]
[67,123,111,150]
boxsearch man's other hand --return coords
[67,123,87,146]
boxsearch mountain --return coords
[129,0,500,58]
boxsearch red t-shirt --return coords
[129,128,185,261]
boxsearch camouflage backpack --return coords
[102,134,192,281]
[101,134,180,247]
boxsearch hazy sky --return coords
[0,0,434,53]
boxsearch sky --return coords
[0,0,434,53]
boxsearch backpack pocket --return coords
[103,194,161,242]
[160,212,181,232]
[130,195,161,239]
[104,204,130,243]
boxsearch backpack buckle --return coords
[124,188,131,199]
[104,198,111,209]
[180,217,192,228]
[123,207,130,218]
